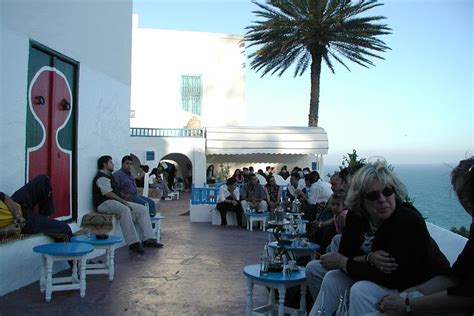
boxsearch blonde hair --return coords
[345,161,407,217]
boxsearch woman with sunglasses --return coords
[310,161,450,315]
[377,158,474,315]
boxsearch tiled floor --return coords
[0,193,274,315]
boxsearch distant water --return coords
[324,164,472,231]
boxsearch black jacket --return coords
[339,202,450,291]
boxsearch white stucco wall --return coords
[129,136,206,187]
[0,0,132,207]
[0,0,132,296]
[130,14,246,129]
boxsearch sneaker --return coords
[129,242,145,254]
[142,239,164,248]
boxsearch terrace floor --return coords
[0,193,279,315]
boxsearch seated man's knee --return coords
[306,260,325,278]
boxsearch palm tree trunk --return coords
[308,52,322,127]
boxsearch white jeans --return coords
[311,270,398,316]
[97,200,155,245]
[241,200,268,212]
[305,260,327,301]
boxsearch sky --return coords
[133,0,473,165]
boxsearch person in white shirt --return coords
[298,171,333,221]
[149,168,172,199]
[287,172,306,200]
[216,177,243,227]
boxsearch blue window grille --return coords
[146,151,155,161]
[181,75,202,115]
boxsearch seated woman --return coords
[0,175,72,241]
[378,157,474,315]
[264,175,281,218]
[232,168,243,184]
[310,161,450,315]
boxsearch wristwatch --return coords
[405,297,412,315]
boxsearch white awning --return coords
[205,126,329,155]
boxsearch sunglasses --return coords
[364,187,395,201]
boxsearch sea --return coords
[323,164,472,231]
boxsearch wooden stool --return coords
[33,242,94,302]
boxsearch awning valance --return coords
[205,126,329,155]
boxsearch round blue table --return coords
[242,264,307,316]
[33,242,94,301]
[71,235,123,281]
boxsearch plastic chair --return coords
[256,174,267,185]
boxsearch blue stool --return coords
[71,235,123,281]
[33,242,94,302]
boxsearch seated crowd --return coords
[211,159,474,315]
[305,159,474,315]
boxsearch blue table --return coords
[33,242,94,302]
[71,235,122,281]
[243,264,306,316]
[243,211,269,231]
[268,240,320,260]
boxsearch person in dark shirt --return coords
[310,161,450,315]
[378,157,474,315]
[240,173,267,212]
[0,175,72,241]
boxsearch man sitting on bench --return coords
[0,175,72,241]
[216,177,243,227]
[93,155,162,254]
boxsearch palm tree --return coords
[245,0,391,127]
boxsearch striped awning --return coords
[205,126,328,155]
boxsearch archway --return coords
[160,152,193,189]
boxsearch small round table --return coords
[71,234,122,281]
[244,211,269,231]
[243,264,307,316]
[33,242,94,302]
[268,241,320,260]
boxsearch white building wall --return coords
[0,0,132,295]
[131,15,246,129]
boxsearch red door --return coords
[26,46,76,219]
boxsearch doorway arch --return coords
[159,153,192,181]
